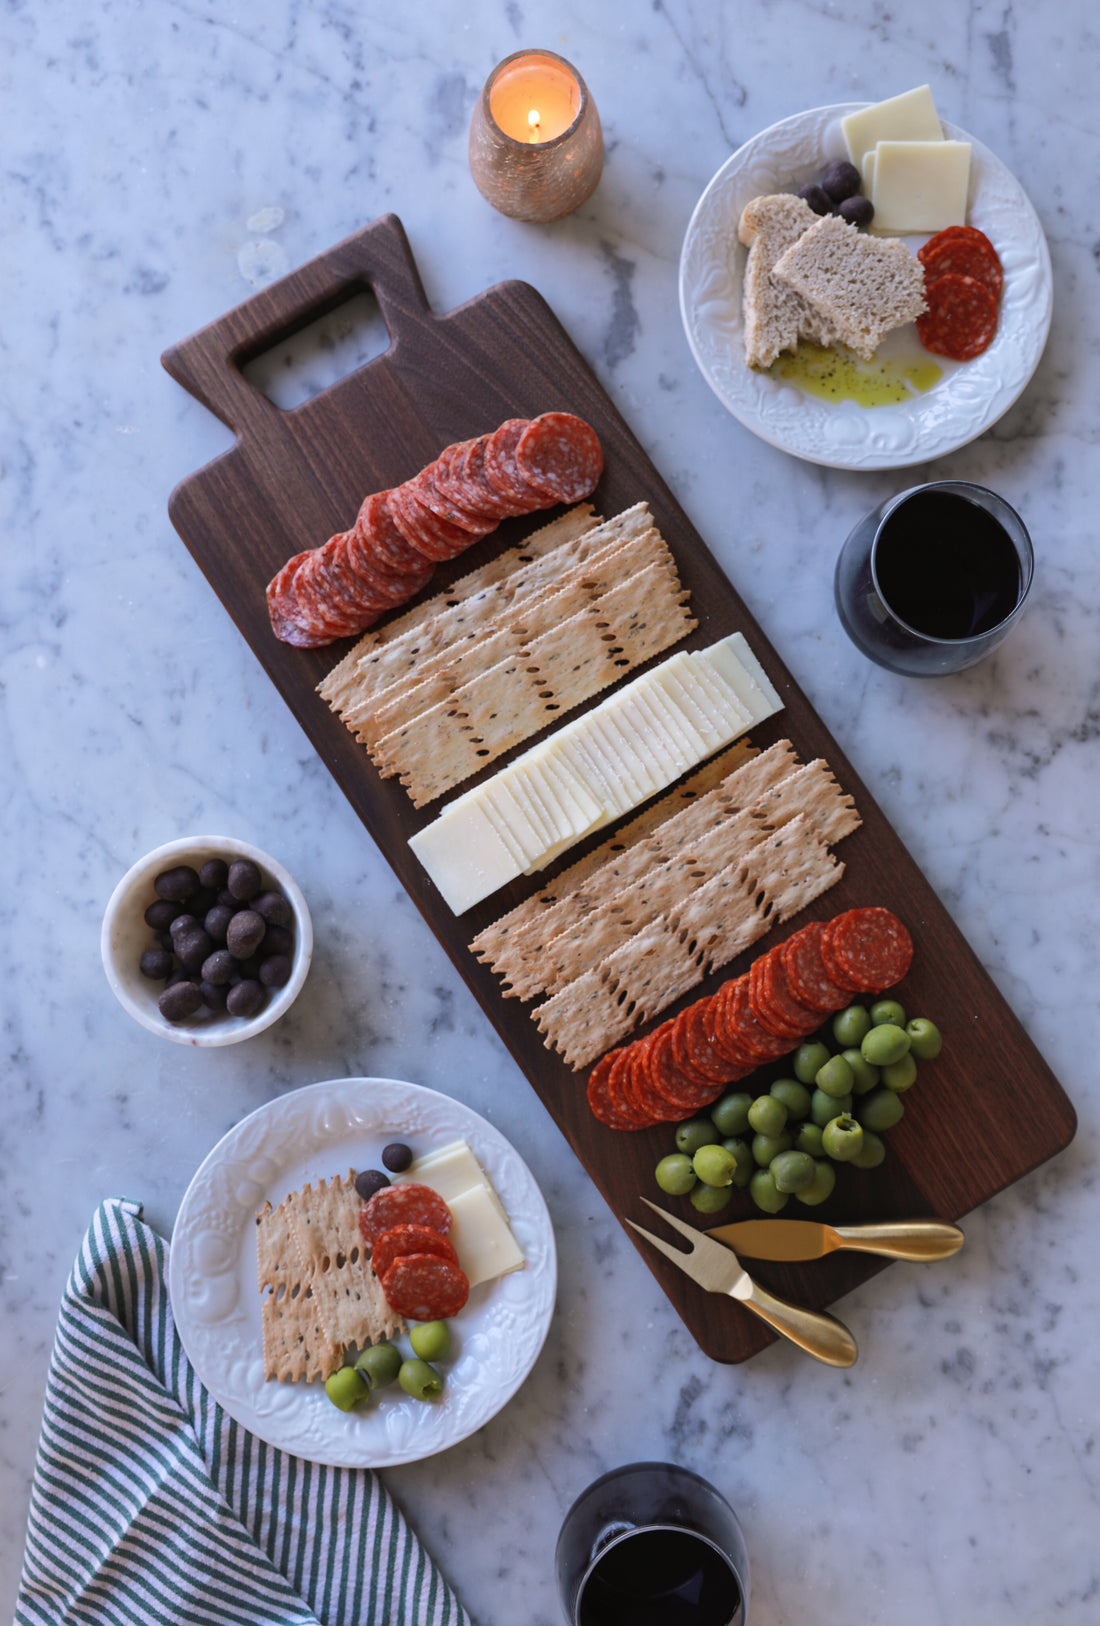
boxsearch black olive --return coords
[226,979,266,1018]
[139,947,174,980]
[354,1169,390,1201]
[227,910,266,959]
[381,1142,414,1173]
[820,158,862,202]
[837,194,875,228]
[199,858,229,891]
[159,981,203,1021]
[259,953,292,988]
[797,182,832,216]
[154,865,201,903]
[228,859,262,901]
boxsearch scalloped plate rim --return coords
[168,1076,557,1468]
[678,101,1053,470]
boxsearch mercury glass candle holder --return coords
[469,49,604,223]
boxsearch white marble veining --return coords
[3,1,1099,1622]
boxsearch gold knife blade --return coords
[706,1216,965,1263]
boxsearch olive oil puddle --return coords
[769,342,942,406]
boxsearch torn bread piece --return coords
[738,193,841,368]
[771,213,927,360]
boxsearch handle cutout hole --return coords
[241,288,391,410]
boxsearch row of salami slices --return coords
[587,907,914,1131]
[266,411,604,649]
[357,1181,470,1322]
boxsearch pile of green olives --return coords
[653,1000,942,1216]
[323,1319,452,1412]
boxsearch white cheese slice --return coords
[695,633,783,726]
[589,705,664,799]
[404,1139,487,1200]
[408,799,525,914]
[445,1185,526,1289]
[870,139,971,233]
[610,684,697,778]
[481,779,547,865]
[841,84,944,173]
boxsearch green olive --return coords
[354,1342,402,1389]
[770,1077,812,1120]
[398,1358,443,1401]
[794,1121,825,1157]
[870,998,906,1029]
[821,1113,864,1162]
[842,1048,880,1095]
[410,1321,451,1362]
[814,1053,855,1099]
[793,1040,832,1085]
[752,1129,793,1167]
[882,1052,919,1093]
[655,1153,697,1195]
[861,1023,911,1067]
[747,1095,788,1136]
[748,1168,789,1214]
[796,1159,837,1206]
[857,1087,905,1133]
[690,1180,734,1214]
[675,1118,720,1156]
[831,1004,871,1048]
[811,1087,852,1126]
[709,1092,753,1137]
[325,1366,369,1412]
[721,1137,755,1186]
[693,1143,738,1187]
[906,1017,943,1060]
[770,1149,816,1193]
[850,1130,887,1169]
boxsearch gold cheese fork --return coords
[627,1198,858,1369]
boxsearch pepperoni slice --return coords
[387,480,479,562]
[670,998,733,1086]
[749,947,821,1041]
[822,907,913,995]
[515,413,603,503]
[370,1223,459,1282]
[917,237,1003,301]
[783,923,851,1014]
[381,1253,470,1321]
[917,273,999,361]
[358,1182,452,1249]
[644,1026,724,1113]
[587,1049,638,1129]
[918,225,998,262]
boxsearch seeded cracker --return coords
[256,1172,405,1384]
[369,561,696,807]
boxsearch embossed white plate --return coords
[169,1077,557,1467]
[679,103,1052,469]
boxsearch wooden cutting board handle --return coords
[160,213,433,440]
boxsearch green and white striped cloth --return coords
[16,1198,473,1626]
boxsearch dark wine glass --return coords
[834,480,1033,676]
[556,1462,749,1626]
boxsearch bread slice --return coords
[771,214,927,360]
[738,194,840,368]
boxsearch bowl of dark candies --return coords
[101,836,313,1046]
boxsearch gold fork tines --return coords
[628,1199,858,1368]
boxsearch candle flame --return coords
[528,107,540,143]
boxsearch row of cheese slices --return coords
[409,632,783,915]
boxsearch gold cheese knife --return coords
[628,1199,858,1367]
[706,1216,964,1263]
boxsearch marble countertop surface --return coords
[4,0,1098,1620]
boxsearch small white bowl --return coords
[101,836,313,1047]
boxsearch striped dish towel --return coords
[16,1197,473,1626]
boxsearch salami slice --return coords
[917,236,1002,300]
[358,1182,452,1249]
[671,998,734,1086]
[381,1252,470,1321]
[515,413,604,503]
[265,552,338,648]
[387,480,480,562]
[482,418,545,507]
[370,1223,460,1283]
[749,948,820,1041]
[587,1049,640,1130]
[356,490,436,577]
[458,435,517,520]
[714,977,790,1065]
[412,464,491,536]
[917,273,999,361]
[918,225,999,262]
[645,1026,725,1113]
[821,907,913,995]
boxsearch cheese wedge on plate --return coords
[408,633,784,912]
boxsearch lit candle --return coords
[469,50,604,223]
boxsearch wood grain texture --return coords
[162,215,1076,1363]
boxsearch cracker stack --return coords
[256,1172,406,1384]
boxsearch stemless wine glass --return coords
[834,480,1033,676]
[556,1462,750,1626]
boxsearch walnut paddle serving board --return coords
[163,215,1075,1364]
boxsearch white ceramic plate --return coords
[169,1077,557,1467]
[679,103,1052,469]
